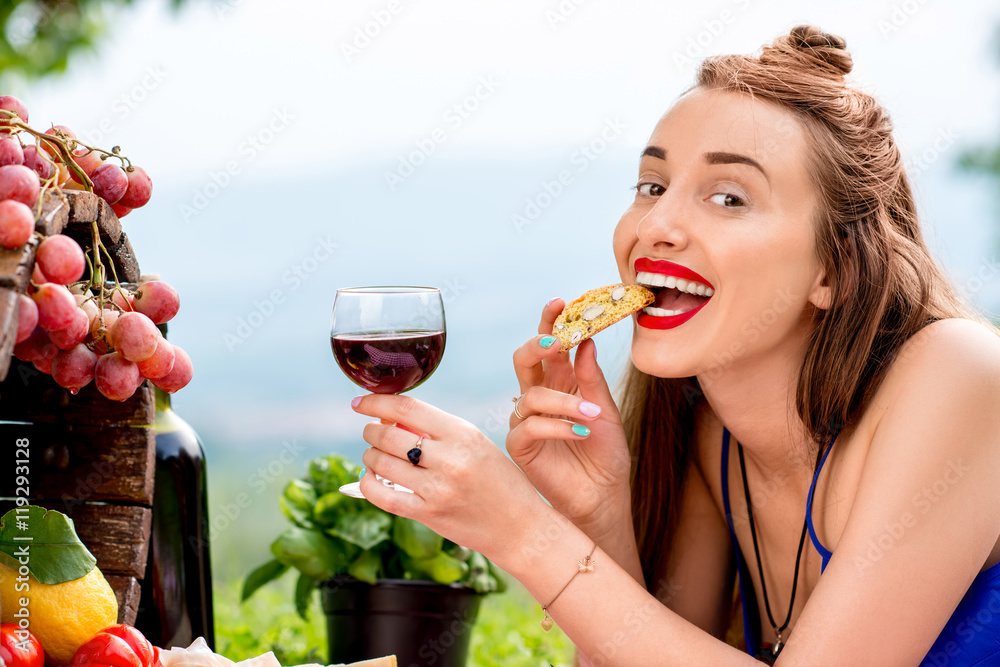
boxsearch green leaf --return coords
[0,506,96,584]
[393,516,442,559]
[312,491,347,527]
[329,508,391,550]
[270,527,346,581]
[294,572,317,620]
[280,479,316,529]
[280,496,313,530]
[405,551,468,584]
[347,548,382,584]
[308,456,360,496]
[283,479,317,513]
[241,558,289,601]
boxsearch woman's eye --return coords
[709,192,746,208]
[635,183,665,196]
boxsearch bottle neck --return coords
[154,386,184,433]
[155,386,172,412]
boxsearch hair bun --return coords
[786,25,853,76]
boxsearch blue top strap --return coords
[805,438,836,572]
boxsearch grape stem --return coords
[1,109,139,353]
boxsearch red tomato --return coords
[0,624,44,667]
[71,625,159,667]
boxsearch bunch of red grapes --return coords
[14,274,192,400]
[0,94,152,249]
[1,94,191,401]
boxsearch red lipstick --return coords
[633,258,713,330]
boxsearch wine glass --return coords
[331,286,446,498]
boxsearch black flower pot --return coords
[321,576,483,667]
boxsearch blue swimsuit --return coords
[720,428,1000,665]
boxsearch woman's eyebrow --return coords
[703,151,769,181]
[640,145,665,159]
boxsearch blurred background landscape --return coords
[3,0,1000,658]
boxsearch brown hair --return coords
[624,25,978,593]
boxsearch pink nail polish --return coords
[351,396,363,408]
[579,401,601,418]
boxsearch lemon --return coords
[0,561,118,664]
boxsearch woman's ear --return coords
[808,270,833,310]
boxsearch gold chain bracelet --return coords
[540,542,597,632]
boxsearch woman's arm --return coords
[354,320,1000,665]
[356,396,756,665]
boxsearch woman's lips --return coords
[633,258,714,330]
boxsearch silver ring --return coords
[512,395,527,420]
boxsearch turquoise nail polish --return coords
[540,335,557,349]
[359,468,366,479]
[572,424,591,437]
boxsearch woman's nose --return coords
[636,194,689,251]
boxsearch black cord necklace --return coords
[737,442,809,664]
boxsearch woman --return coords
[354,26,1000,665]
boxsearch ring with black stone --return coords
[407,435,423,466]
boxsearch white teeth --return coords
[643,306,683,317]
[635,270,713,296]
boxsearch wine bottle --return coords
[135,384,215,646]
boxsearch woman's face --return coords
[613,87,830,379]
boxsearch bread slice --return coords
[552,284,654,352]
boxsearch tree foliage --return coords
[0,0,184,85]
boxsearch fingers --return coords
[571,339,620,423]
[358,463,424,516]
[363,420,428,462]
[537,297,564,335]
[506,414,592,459]
[512,298,570,392]
[512,385,603,424]
[352,393,453,436]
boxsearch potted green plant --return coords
[243,455,505,666]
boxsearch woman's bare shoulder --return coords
[881,317,1000,398]
[861,317,1000,454]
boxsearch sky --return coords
[8,0,1000,568]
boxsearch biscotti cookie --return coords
[552,284,655,352]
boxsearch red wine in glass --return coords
[331,287,446,499]
[331,330,446,394]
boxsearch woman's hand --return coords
[507,298,634,539]
[353,393,558,567]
